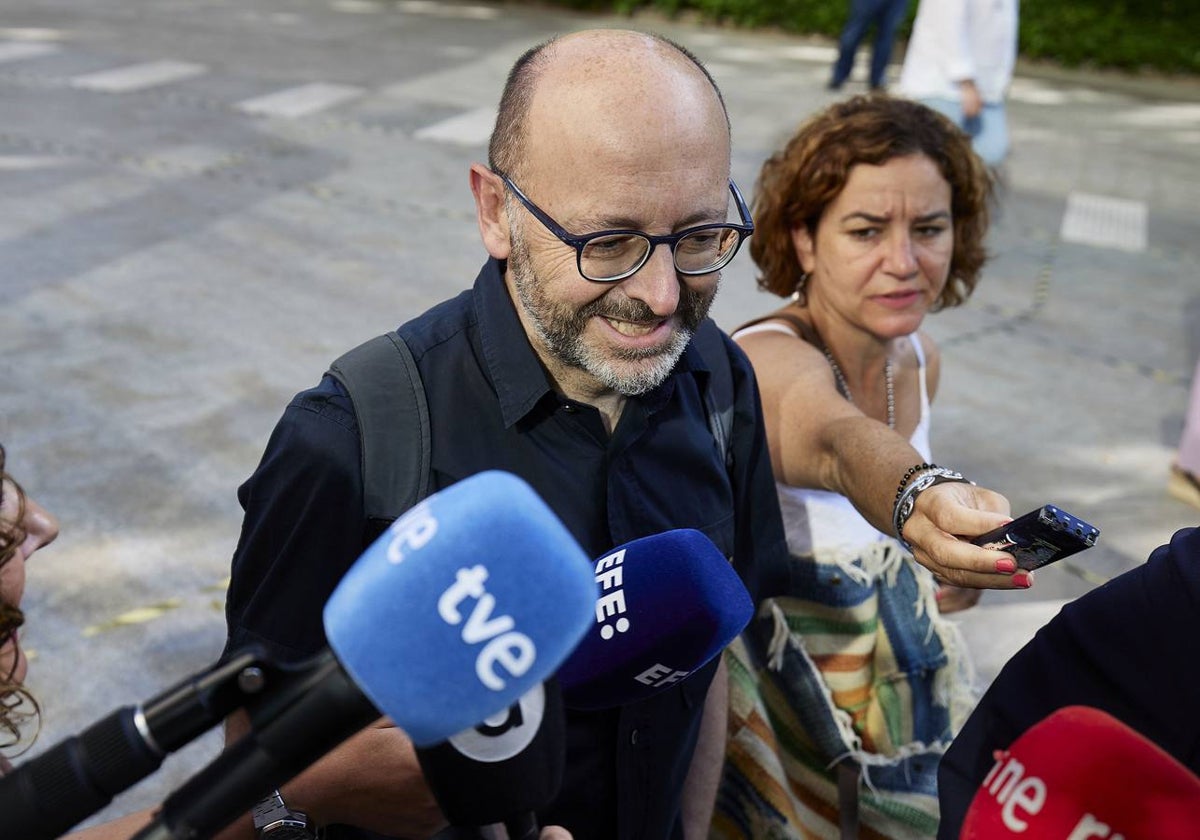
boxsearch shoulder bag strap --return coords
[327,330,431,525]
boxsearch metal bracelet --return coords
[892,466,973,550]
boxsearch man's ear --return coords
[470,163,511,260]
[790,224,816,276]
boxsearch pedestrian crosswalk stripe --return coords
[0,41,60,63]
[331,0,384,11]
[0,154,71,170]
[397,0,499,19]
[70,60,208,92]
[413,106,495,146]
[1060,192,1148,253]
[235,82,364,118]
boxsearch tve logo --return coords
[438,565,536,691]
[387,500,438,564]
[593,547,630,640]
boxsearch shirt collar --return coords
[473,257,710,427]
[474,257,557,428]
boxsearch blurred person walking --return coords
[897,0,1019,168]
[829,0,912,91]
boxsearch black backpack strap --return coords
[693,318,735,471]
[327,330,431,524]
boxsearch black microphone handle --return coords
[433,821,537,840]
[504,811,540,840]
[0,705,163,840]
[136,655,380,840]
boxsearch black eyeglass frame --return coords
[495,171,755,283]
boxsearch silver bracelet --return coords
[892,466,973,550]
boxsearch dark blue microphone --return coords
[556,528,754,710]
[412,529,754,840]
[13,471,596,840]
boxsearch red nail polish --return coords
[996,557,1017,574]
[1013,572,1033,589]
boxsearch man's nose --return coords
[621,245,681,317]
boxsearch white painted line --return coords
[381,40,532,108]
[1060,192,1148,253]
[235,82,364,118]
[0,155,73,170]
[0,42,60,63]
[0,28,65,42]
[413,106,495,146]
[396,0,499,19]
[712,46,773,64]
[70,60,207,92]
[1117,103,1200,129]
[331,0,384,11]
[775,44,838,63]
[1007,78,1069,106]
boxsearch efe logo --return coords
[593,548,630,639]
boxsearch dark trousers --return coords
[830,0,910,88]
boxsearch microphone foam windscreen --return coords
[556,528,753,710]
[961,705,1200,839]
[324,471,597,746]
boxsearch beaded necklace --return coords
[823,347,895,430]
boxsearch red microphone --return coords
[960,705,1200,839]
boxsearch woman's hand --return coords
[901,481,1027,591]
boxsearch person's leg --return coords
[831,0,882,88]
[869,0,910,89]
[970,102,1010,168]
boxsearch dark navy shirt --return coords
[224,258,786,840]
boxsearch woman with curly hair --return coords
[713,96,1015,839]
[0,443,59,774]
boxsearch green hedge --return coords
[538,0,1200,75]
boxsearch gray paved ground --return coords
[1,0,1197,830]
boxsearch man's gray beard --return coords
[508,222,716,397]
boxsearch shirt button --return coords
[561,404,579,414]
[630,729,639,745]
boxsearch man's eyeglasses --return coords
[496,172,755,283]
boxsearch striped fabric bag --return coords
[712,539,977,840]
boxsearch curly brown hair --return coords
[0,444,39,755]
[749,95,993,309]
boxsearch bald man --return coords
[217,30,787,840]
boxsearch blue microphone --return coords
[324,471,597,747]
[556,529,754,710]
[55,471,595,840]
